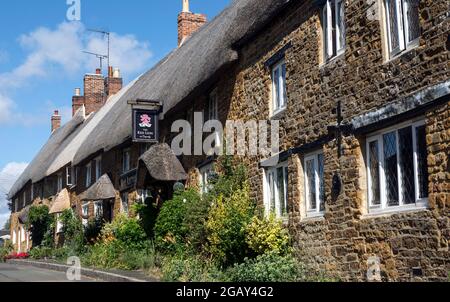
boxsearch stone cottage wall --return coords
[225,0,449,281]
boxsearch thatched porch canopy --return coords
[137,143,187,187]
[18,206,31,225]
[79,174,116,201]
[49,188,71,214]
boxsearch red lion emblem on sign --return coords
[139,114,152,128]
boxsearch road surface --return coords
[0,262,97,282]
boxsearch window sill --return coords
[301,214,325,224]
[384,41,419,64]
[362,205,428,219]
[270,108,287,120]
[319,51,345,69]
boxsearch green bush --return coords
[60,209,85,252]
[100,214,148,250]
[0,241,13,262]
[133,197,159,239]
[182,192,210,253]
[154,189,200,252]
[225,252,305,282]
[245,214,290,256]
[206,184,255,267]
[29,246,53,260]
[161,254,223,282]
[118,243,160,271]
[82,240,158,271]
[208,158,247,199]
[84,217,103,245]
[27,205,54,247]
[82,240,125,269]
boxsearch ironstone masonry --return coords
[8,0,449,281]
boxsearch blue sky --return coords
[0,0,230,227]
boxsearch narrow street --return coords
[0,263,96,282]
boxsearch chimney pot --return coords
[113,68,121,78]
[178,1,207,47]
[51,109,62,133]
[96,68,102,75]
[74,88,81,96]
[108,66,114,78]
[182,0,190,12]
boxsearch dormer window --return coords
[57,173,63,192]
[122,149,131,173]
[93,156,102,181]
[85,163,92,188]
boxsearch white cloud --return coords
[0,21,152,125]
[85,32,152,77]
[0,162,28,229]
[0,93,14,124]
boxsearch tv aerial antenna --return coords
[83,28,111,73]
[82,51,108,72]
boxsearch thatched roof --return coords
[73,0,291,165]
[18,206,31,225]
[47,79,139,172]
[8,107,87,199]
[49,188,71,214]
[8,80,137,199]
[10,0,292,197]
[137,143,187,184]
[79,174,116,201]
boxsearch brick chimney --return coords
[83,69,105,116]
[72,87,84,116]
[178,0,207,46]
[51,110,61,133]
[105,66,123,98]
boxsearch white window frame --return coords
[66,166,72,187]
[304,151,325,218]
[366,119,428,214]
[121,192,129,214]
[122,149,131,173]
[22,191,26,208]
[322,0,346,62]
[85,163,92,188]
[138,189,152,203]
[199,163,215,194]
[20,226,26,243]
[263,161,289,218]
[94,156,102,181]
[271,59,287,116]
[82,203,89,226]
[94,201,103,219]
[71,167,78,187]
[57,173,63,192]
[384,0,420,58]
[208,88,219,121]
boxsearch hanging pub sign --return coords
[129,99,162,143]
